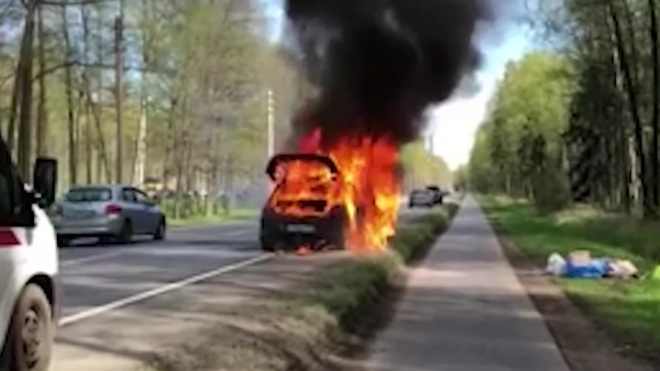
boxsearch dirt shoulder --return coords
[493,224,654,371]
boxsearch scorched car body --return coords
[260,154,347,252]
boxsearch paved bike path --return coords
[366,196,570,371]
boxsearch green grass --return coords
[298,203,460,332]
[147,204,460,371]
[479,195,660,364]
[168,209,259,228]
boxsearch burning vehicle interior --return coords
[261,129,402,253]
[261,154,347,252]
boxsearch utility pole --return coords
[114,0,125,183]
[267,89,275,158]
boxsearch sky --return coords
[261,0,534,170]
[430,24,533,170]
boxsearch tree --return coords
[532,0,660,217]
[469,52,574,212]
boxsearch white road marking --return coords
[58,254,273,326]
[60,251,126,267]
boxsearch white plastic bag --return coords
[609,260,639,279]
[546,253,567,276]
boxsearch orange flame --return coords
[270,126,401,252]
[269,159,342,218]
[328,133,401,252]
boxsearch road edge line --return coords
[59,254,273,326]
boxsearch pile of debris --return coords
[546,251,639,279]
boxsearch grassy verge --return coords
[168,209,258,228]
[479,195,660,365]
[302,204,459,333]
[148,203,459,371]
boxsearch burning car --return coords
[260,154,348,252]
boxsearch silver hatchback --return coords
[52,184,166,246]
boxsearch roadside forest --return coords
[0,0,452,220]
[0,0,314,218]
[470,0,660,218]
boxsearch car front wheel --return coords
[0,284,54,371]
[117,220,133,244]
[154,218,166,241]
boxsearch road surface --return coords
[58,221,265,323]
[53,208,433,370]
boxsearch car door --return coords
[120,188,146,234]
[0,136,36,346]
[133,188,159,233]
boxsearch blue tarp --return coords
[565,259,610,279]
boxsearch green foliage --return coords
[480,195,660,364]
[531,0,660,216]
[401,142,452,191]
[303,204,457,330]
[469,52,574,212]
[1,0,302,222]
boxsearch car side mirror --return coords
[33,157,57,209]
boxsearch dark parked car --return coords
[426,186,446,205]
[260,154,347,252]
[409,189,436,208]
[52,184,166,246]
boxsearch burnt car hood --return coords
[266,154,339,180]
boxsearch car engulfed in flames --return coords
[260,154,347,252]
[260,128,402,253]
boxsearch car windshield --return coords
[65,188,112,203]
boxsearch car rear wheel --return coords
[0,284,54,371]
[260,236,276,252]
[117,221,133,244]
[154,218,166,241]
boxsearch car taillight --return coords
[0,230,20,247]
[106,204,122,215]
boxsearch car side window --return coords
[134,189,148,204]
[122,189,137,203]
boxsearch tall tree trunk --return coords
[85,100,92,183]
[16,0,37,179]
[5,1,37,155]
[81,5,92,184]
[114,0,125,183]
[36,4,48,157]
[5,68,21,153]
[61,5,77,185]
[649,0,660,213]
[609,3,652,217]
[133,102,147,187]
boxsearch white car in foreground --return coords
[0,136,59,371]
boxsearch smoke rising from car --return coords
[284,0,495,146]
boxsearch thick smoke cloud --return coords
[286,0,492,147]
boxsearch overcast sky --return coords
[261,0,534,170]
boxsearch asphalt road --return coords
[58,220,264,323]
[57,207,436,326]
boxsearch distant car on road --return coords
[426,185,446,205]
[52,185,166,246]
[409,189,436,208]
[260,154,347,252]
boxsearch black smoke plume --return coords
[285,0,492,147]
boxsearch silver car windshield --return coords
[66,188,112,203]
